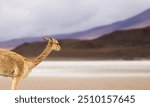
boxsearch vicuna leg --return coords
[11,76,21,90]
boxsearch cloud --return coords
[0,0,150,41]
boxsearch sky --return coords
[0,0,150,41]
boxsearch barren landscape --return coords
[0,61,150,90]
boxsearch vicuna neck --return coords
[31,41,53,67]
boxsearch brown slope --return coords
[92,27,150,47]
[12,27,150,60]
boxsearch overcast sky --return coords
[0,0,150,41]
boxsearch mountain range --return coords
[13,27,150,60]
[0,8,150,49]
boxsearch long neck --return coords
[31,42,53,67]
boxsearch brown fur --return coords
[0,37,61,90]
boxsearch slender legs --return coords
[11,76,21,90]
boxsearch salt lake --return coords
[30,61,150,77]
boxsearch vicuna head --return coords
[43,37,61,51]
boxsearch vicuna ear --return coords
[49,37,54,42]
[43,37,49,41]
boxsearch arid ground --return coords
[0,61,150,90]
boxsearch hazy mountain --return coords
[0,8,150,49]
[71,8,150,40]
[0,37,42,49]
[13,27,150,60]
[53,8,150,40]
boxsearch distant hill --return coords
[1,8,150,49]
[64,8,150,40]
[13,27,150,60]
[92,27,150,47]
